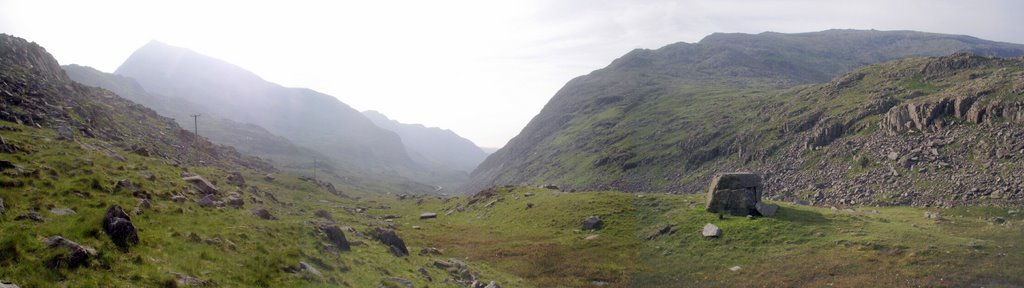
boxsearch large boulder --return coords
[102,205,139,249]
[706,172,762,216]
[582,216,604,230]
[755,202,779,217]
[183,175,219,195]
[375,228,409,257]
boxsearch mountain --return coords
[114,41,461,193]
[362,110,488,173]
[465,29,1024,208]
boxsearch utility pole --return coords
[190,114,201,139]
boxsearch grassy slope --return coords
[391,187,1023,287]
[0,122,524,287]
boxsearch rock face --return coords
[376,229,409,257]
[582,216,605,230]
[319,224,351,251]
[183,175,219,194]
[702,223,722,238]
[706,172,762,216]
[102,205,139,249]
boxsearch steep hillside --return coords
[466,30,1024,207]
[0,34,525,287]
[363,110,488,173]
[114,42,428,181]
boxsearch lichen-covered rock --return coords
[706,172,762,216]
[102,205,139,249]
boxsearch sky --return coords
[1,0,1023,148]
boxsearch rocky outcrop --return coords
[183,176,219,195]
[882,96,1024,134]
[375,229,409,257]
[44,236,96,269]
[319,224,351,251]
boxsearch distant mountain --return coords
[362,110,488,172]
[114,41,462,193]
[63,64,321,165]
[481,147,501,154]
[464,29,1024,207]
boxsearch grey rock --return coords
[172,272,207,287]
[226,172,245,187]
[755,202,779,217]
[15,212,44,222]
[137,198,152,209]
[49,207,76,216]
[702,223,722,238]
[924,211,943,219]
[113,179,135,194]
[170,195,187,203]
[420,212,437,219]
[197,195,216,208]
[485,281,502,288]
[298,261,322,278]
[0,196,4,215]
[383,277,414,288]
[706,172,762,216]
[251,208,275,220]
[582,216,604,230]
[225,193,244,208]
[319,224,351,251]
[182,175,219,195]
[44,236,96,269]
[643,224,673,240]
[0,281,20,288]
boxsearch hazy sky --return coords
[2,0,1023,147]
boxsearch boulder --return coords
[706,172,762,216]
[263,174,275,182]
[0,280,20,288]
[102,205,139,249]
[298,261,322,278]
[420,212,437,219]
[225,193,244,208]
[582,216,604,230]
[182,175,219,195]
[44,236,96,269]
[702,223,722,238]
[251,208,276,220]
[137,198,152,209]
[375,229,409,257]
[226,172,245,187]
[755,202,779,217]
[319,224,351,251]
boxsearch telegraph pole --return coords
[189,114,201,139]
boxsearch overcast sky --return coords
[2,0,1023,147]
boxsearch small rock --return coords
[172,272,207,287]
[137,198,152,209]
[524,192,534,197]
[225,193,244,208]
[15,212,44,222]
[49,207,76,216]
[0,280,20,288]
[729,266,741,272]
[419,247,442,255]
[197,195,216,208]
[643,224,673,240]
[420,212,437,219]
[113,179,135,194]
[44,236,96,269]
[0,196,4,215]
[702,223,721,238]
[417,266,432,281]
[990,217,1006,224]
[526,203,534,209]
[314,210,333,221]
[298,261,322,278]
[226,172,245,187]
[543,185,559,190]
[924,211,942,219]
[263,174,275,182]
[887,151,899,161]
[251,208,276,220]
[585,235,599,240]
[170,195,187,203]
[582,216,604,230]
[755,202,778,217]
[383,277,414,288]
[485,281,502,288]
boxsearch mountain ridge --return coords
[362,110,488,173]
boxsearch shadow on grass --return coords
[772,206,831,226]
